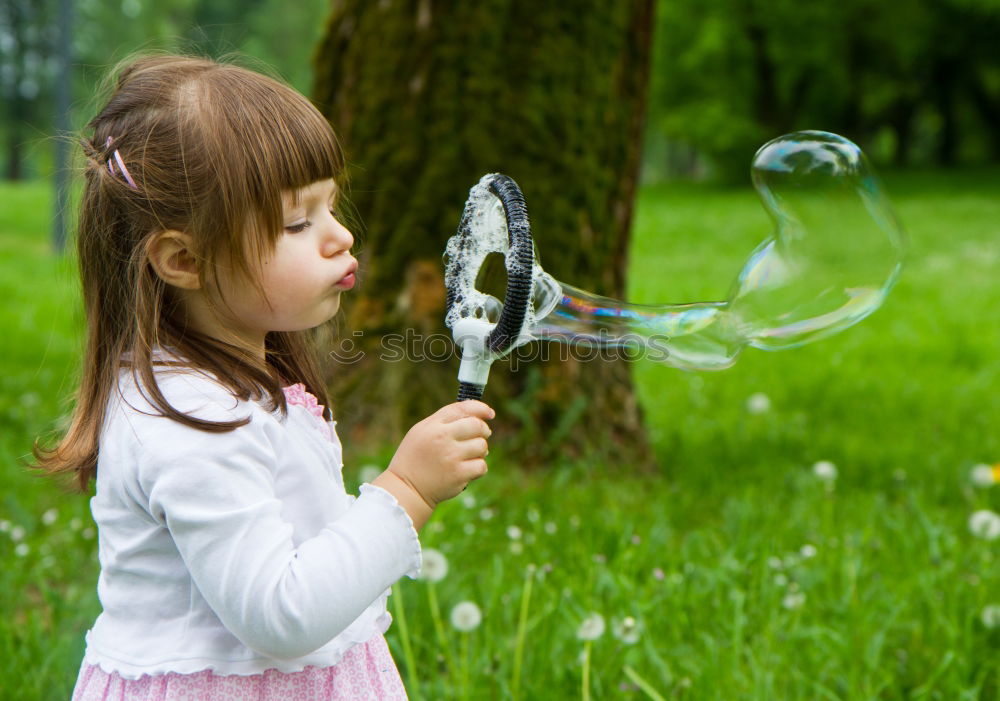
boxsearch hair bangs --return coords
[195,65,344,269]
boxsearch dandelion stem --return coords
[623,665,667,701]
[392,590,421,701]
[427,583,457,680]
[582,640,592,701]
[511,568,534,700]
[460,632,471,701]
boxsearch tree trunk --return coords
[890,97,915,168]
[967,75,1000,162]
[3,0,27,181]
[932,58,959,167]
[313,0,656,469]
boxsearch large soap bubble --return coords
[444,131,906,395]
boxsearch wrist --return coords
[371,470,434,531]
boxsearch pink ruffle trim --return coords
[282,383,334,442]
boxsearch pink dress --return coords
[71,384,408,701]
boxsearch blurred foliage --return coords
[0,0,328,179]
[3,0,999,182]
[647,0,1000,180]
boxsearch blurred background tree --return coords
[644,0,1000,181]
[0,0,327,180]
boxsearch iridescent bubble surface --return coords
[446,131,906,371]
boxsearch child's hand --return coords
[373,400,494,529]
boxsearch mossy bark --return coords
[313,0,655,468]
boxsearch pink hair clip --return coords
[105,136,138,190]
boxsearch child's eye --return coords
[285,220,311,233]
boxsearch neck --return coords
[174,287,268,364]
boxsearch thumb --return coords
[437,400,496,423]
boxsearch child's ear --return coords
[147,230,201,290]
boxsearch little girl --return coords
[35,54,494,700]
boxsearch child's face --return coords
[215,178,356,349]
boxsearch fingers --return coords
[458,437,489,461]
[438,400,496,423]
[450,416,492,440]
[461,458,489,481]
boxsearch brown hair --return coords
[35,54,346,491]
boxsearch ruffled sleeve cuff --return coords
[357,483,422,579]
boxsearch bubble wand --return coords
[444,131,907,401]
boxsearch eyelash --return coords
[285,208,338,234]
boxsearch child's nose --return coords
[323,218,354,256]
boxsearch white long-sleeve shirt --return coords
[82,365,421,678]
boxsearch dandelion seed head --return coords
[10,526,25,542]
[420,548,449,582]
[42,509,58,526]
[653,567,666,581]
[970,464,997,488]
[982,604,1000,629]
[70,518,83,531]
[612,616,641,644]
[463,523,476,535]
[782,591,806,610]
[767,556,784,570]
[0,520,9,532]
[577,612,606,640]
[82,528,95,540]
[774,573,788,587]
[449,601,483,632]
[509,542,523,555]
[461,494,477,509]
[813,461,838,481]
[358,464,382,484]
[746,392,771,414]
[527,508,540,523]
[14,543,29,557]
[544,521,557,535]
[479,507,495,521]
[800,544,817,559]
[968,510,1000,540]
[506,525,522,540]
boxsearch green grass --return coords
[2,170,999,698]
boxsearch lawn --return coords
[1,169,999,699]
